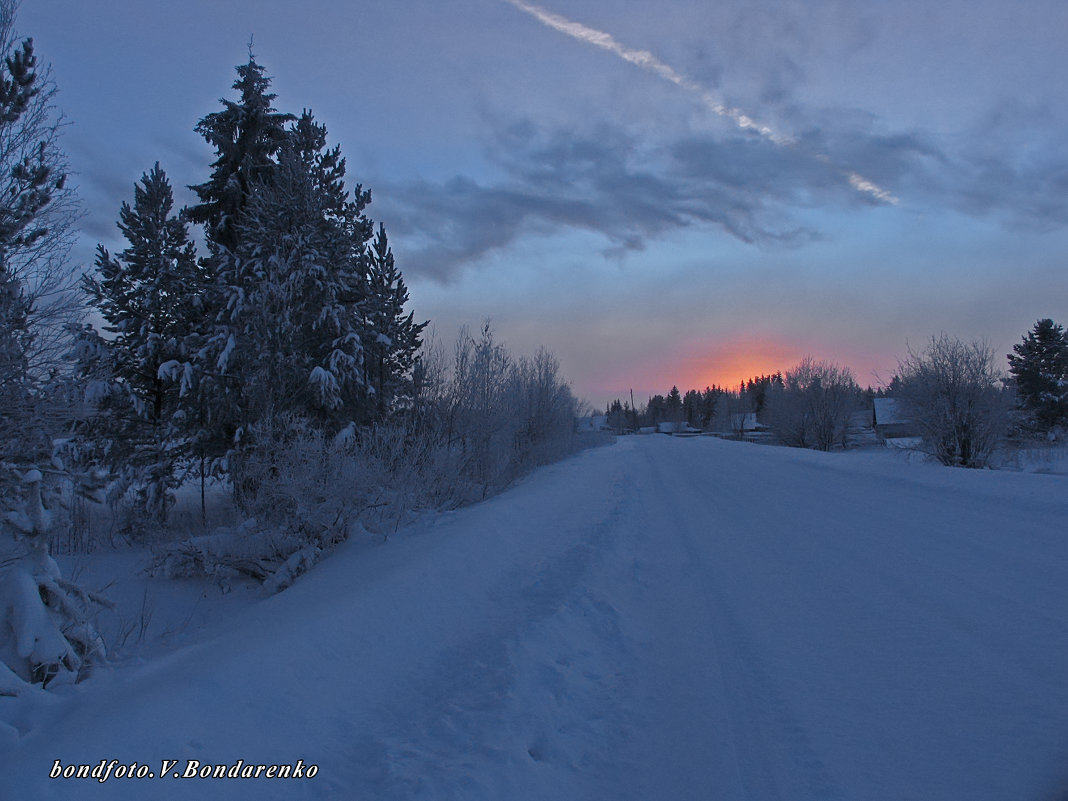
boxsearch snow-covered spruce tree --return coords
[207,110,375,503]
[185,51,293,254]
[182,53,296,486]
[0,0,108,696]
[79,164,206,524]
[1007,318,1068,434]
[363,223,427,421]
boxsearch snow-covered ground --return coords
[3,436,1068,800]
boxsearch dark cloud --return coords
[781,94,1068,229]
[947,100,1068,230]
[376,85,1068,283]
[378,121,852,281]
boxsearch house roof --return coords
[873,397,908,426]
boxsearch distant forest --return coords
[606,319,1068,465]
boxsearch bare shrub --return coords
[896,334,1011,467]
[510,347,582,470]
[437,324,581,499]
[764,357,860,450]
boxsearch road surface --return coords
[5,435,1068,800]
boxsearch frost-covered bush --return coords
[442,324,517,497]
[152,518,327,593]
[438,325,582,498]
[157,414,416,589]
[711,391,753,438]
[764,358,860,451]
[509,347,583,471]
[160,326,583,591]
[897,335,1011,468]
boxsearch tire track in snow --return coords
[631,438,846,801]
[346,458,642,800]
[643,435,1068,800]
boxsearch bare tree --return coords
[896,334,1010,467]
[765,357,859,451]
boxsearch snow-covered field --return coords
[3,435,1068,800]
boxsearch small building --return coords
[873,398,918,440]
[730,412,762,433]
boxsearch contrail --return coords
[503,0,898,205]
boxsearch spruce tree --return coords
[207,110,373,450]
[666,385,683,424]
[186,52,293,252]
[364,222,427,420]
[81,164,205,522]
[1007,318,1068,432]
[183,53,295,486]
[186,55,426,508]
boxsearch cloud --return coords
[502,0,786,143]
[67,135,209,254]
[949,100,1068,230]
[381,90,1068,281]
[501,0,897,205]
[798,99,1068,232]
[377,121,880,281]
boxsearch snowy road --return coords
[5,436,1068,800]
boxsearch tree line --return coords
[608,320,1068,467]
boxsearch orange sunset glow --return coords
[683,339,803,392]
[593,337,810,405]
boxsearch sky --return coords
[18,0,1068,408]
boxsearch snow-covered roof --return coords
[873,397,909,426]
[730,412,759,430]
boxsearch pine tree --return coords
[1007,318,1068,432]
[0,30,55,443]
[80,164,205,522]
[0,0,108,694]
[364,223,427,420]
[0,5,74,483]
